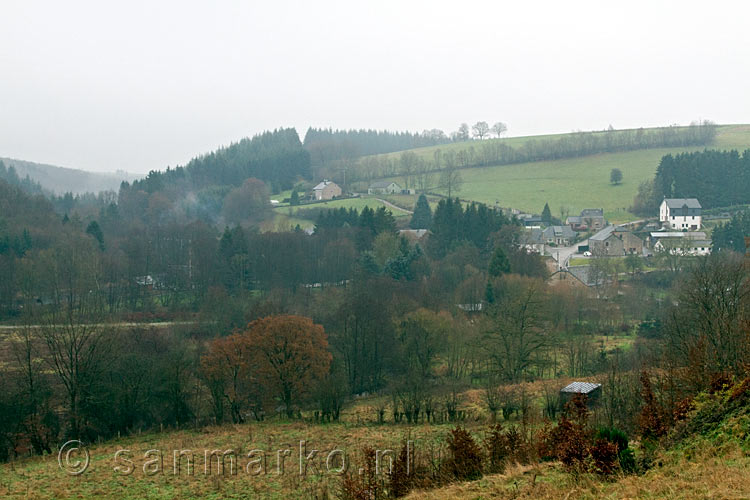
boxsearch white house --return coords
[652,232,711,256]
[659,198,702,230]
[312,180,342,200]
[368,181,401,195]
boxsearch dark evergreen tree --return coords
[128,128,310,197]
[488,246,511,277]
[85,221,105,250]
[712,210,750,253]
[541,203,552,225]
[485,281,495,304]
[303,128,450,165]
[409,194,432,229]
[652,149,750,209]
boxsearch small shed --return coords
[560,381,601,406]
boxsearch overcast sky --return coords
[1,0,749,174]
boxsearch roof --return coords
[664,198,701,209]
[398,229,429,239]
[369,180,400,189]
[580,208,604,217]
[566,216,583,224]
[313,180,338,190]
[655,239,712,248]
[526,228,544,244]
[561,381,601,394]
[589,225,615,241]
[543,225,576,239]
[650,231,707,239]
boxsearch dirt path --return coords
[376,198,413,215]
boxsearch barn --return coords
[560,381,601,406]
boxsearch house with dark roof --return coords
[659,198,702,230]
[588,226,620,255]
[588,225,644,256]
[566,208,605,231]
[542,225,577,246]
[521,225,577,254]
[518,213,543,227]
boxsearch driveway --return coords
[549,239,588,269]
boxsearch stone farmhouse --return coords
[312,180,342,200]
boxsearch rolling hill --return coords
[360,124,750,222]
[0,157,141,195]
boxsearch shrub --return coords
[595,427,628,453]
[548,416,590,470]
[445,427,483,481]
[729,377,750,403]
[485,424,511,473]
[590,438,620,476]
[596,427,636,474]
[618,447,637,474]
[340,447,382,500]
[388,441,413,498]
[638,372,666,440]
[672,397,695,423]
[709,372,733,394]
[543,396,592,471]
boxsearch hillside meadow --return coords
[0,420,452,500]
[269,196,413,231]
[366,125,750,222]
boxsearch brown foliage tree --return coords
[200,333,257,423]
[445,426,483,481]
[244,315,332,418]
[638,371,666,440]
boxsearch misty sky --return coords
[1,0,749,174]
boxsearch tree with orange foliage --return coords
[244,315,332,418]
[200,333,257,423]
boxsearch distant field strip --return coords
[364,125,750,222]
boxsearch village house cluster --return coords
[518,197,710,260]
[292,178,712,262]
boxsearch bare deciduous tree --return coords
[472,121,490,140]
[483,276,547,382]
[492,122,508,138]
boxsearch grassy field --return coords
[0,420,462,500]
[2,382,746,500]
[367,125,750,223]
[272,196,412,223]
[404,446,750,499]
[374,124,750,163]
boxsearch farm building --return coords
[560,381,601,406]
[368,181,402,195]
[651,232,711,256]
